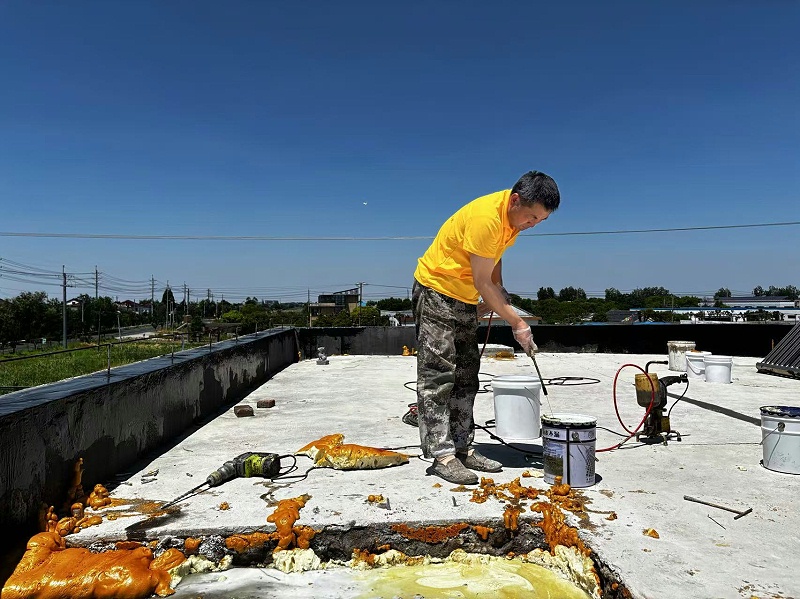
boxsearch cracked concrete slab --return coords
[72,351,800,598]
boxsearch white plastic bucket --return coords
[704,355,732,384]
[667,340,696,371]
[760,406,800,475]
[541,413,596,488]
[685,351,711,380]
[491,375,541,441]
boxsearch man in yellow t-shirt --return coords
[412,171,560,484]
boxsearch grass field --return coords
[0,340,205,395]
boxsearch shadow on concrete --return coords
[475,441,544,470]
[667,392,761,426]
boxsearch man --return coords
[412,171,560,484]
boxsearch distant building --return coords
[709,296,799,309]
[115,300,151,316]
[606,309,636,323]
[310,288,360,321]
[380,309,414,326]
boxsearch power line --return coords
[1,220,800,241]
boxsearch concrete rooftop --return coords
[72,350,799,598]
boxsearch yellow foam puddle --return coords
[356,559,591,599]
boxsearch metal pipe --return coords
[683,495,752,519]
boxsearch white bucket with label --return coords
[760,406,800,475]
[491,375,542,441]
[667,340,696,371]
[541,413,596,488]
[704,355,733,384]
[685,351,711,380]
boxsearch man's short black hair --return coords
[511,171,560,211]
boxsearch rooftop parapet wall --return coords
[0,329,299,534]
[297,323,793,358]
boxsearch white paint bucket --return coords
[491,375,541,441]
[685,351,711,380]
[760,406,800,475]
[541,413,596,488]
[704,355,733,384]
[667,340,696,371]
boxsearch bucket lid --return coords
[668,340,695,346]
[686,351,711,358]
[492,374,541,387]
[541,412,596,427]
[704,355,731,362]
[760,406,800,418]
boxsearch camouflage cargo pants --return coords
[412,281,480,459]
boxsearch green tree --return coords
[714,288,732,299]
[161,287,176,306]
[220,310,243,323]
[753,286,765,297]
[0,299,17,348]
[558,287,587,302]
[314,313,334,327]
[190,315,204,338]
[331,310,353,326]
[629,287,670,306]
[766,285,799,300]
[605,288,625,305]
[376,297,413,311]
[537,287,556,300]
[10,292,52,340]
[350,305,386,326]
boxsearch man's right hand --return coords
[512,323,538,355]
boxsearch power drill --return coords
[161,452,281,508]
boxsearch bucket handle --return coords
[687,357,703,375]
[524,384,551,417]
[760,422,785,445]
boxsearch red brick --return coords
[233,405,254,417]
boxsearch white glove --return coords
[512,324,538,355]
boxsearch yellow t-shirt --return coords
[414,189,519,304]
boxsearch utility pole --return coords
[151,276,155,317]
[207,288,211,317]
[95,266,98,300]
[62,266,67,349]
[357,282,364,326]
[308,289,311,327]
[166,282,170,329]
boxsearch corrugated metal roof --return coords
[757,322,800,378]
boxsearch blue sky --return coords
[1,1,798,303]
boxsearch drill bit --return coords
[160,481,209,509]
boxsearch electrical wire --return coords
[667,380,690,419]
[545,376,601,386]
[2,220,800,241]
